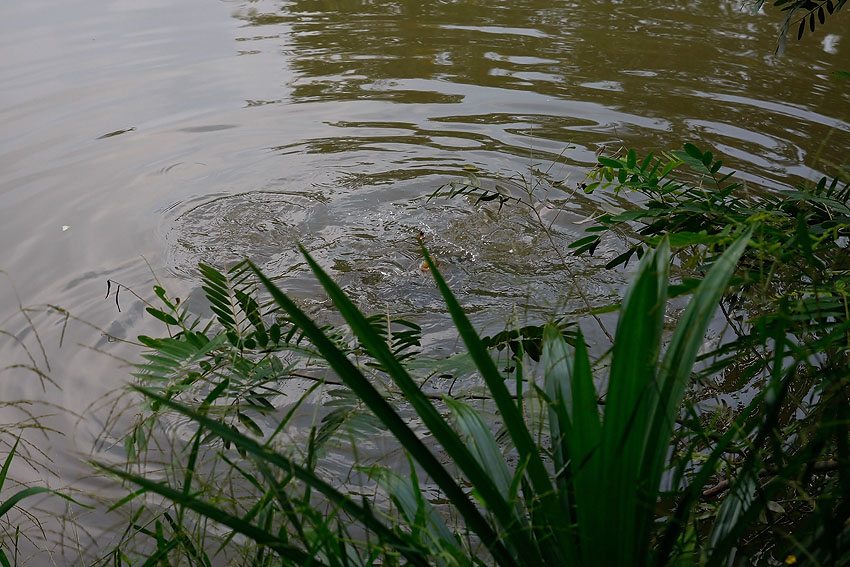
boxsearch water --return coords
[0,0,847,561]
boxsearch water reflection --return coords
[232,0,848,186]
[154,0,850,331]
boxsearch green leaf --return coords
[589,238,670,566]
[367,466,460,555]
[543,324,600,567]
[146,307,179,326]
[568,235,601,249]
[0,486,92,519]
[709,467,758,550]
[640,229,752,556]
[238,411,264,437]
[421,246,569,565]
[100,389,431,567]
[444,398,514,498]
[605,248,637,269]
[0,438,18,493]
[683,143,703,161]
[251,258,524,567]
[598,157,623,169]
[796,212,824,269]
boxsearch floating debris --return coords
[97,127,136,139]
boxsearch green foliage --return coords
[86,135,850,565]
[481,319,575,364]
[572,144,849,363]
[0,438,90,566]
[751,0,847,54]
[98,229,850,566]
[568,143,850,562]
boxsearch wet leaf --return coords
[568,234,601,249]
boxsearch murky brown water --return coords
[0,0,847,562]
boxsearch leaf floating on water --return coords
[61,225,69,231]
[97,127,136,139]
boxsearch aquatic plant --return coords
[96,225,850,566]
[566,143,850,563]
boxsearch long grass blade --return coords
[653,389,765,566]
[96,462,321,567]
[0,438,19,493]
[120,387,433,567]
[543,325,599,564]
[579,238,670,567]
[443,398,525,521]
[640,230,753,543]
[252,257,527,567]
[0,440,91,518]
[420,245,568,564]
[541,324,576,545]
[368,465,463,560]
[128,387,434,567]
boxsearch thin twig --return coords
[701,460,841,498]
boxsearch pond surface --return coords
[0,0,847,562]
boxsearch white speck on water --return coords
[822,34,839,55]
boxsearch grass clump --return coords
[94,220,847,566]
